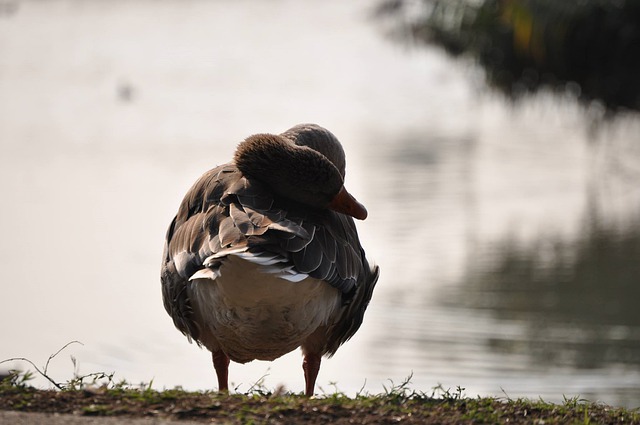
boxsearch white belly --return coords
[188,255,341,363]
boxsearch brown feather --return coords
[161,125,378,363]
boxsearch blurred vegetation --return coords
[376,0,640,112]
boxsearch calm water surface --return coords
[1,0,640,408]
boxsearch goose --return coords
[161,124,379,396]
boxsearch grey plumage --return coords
[161,123,378,376]
[163,167,378,349]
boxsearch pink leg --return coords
[302,353,321,397]
[212,350,230,392]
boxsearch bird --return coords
[161,123,379,396]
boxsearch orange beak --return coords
[328,186,368,220]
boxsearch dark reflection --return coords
[375,0,640,112]
[0,1,18,17]
[450,212,640,369]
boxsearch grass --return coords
[1,370,639,424]
[1,346,639,424]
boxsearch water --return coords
[1,0,640,408]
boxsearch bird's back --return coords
[161,162,378,361]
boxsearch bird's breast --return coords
[187,255,341,363]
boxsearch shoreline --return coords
[1,385,638,424]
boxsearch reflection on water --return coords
[1,0,640,409]
[461,215,640,333]
[362,110,640,407]
[451,213,640,406]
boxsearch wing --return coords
[161,163,375,342]
[323,260,379,356]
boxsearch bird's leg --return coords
[212,350,230,392]
[302,353,321,397]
